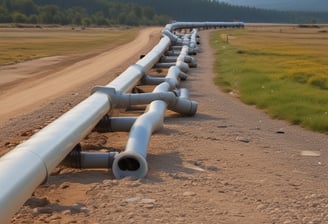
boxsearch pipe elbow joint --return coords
[169,98,198,116]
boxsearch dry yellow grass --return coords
[0,27,139,65]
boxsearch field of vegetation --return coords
[0,27,138,65]
[211,25,328,133]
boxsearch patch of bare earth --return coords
[1,29,327,224]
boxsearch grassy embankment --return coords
[0,27,139,65]
[211,26,328,133]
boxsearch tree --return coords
[143,6,155,20]
[0,6,12,22]
[13,12,27,23]
[28,14,38,23]
[14,0,38,15]
[39,5,59,24]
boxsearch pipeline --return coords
[112,67,196,178]
[0,21,244,223]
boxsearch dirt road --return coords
[0,27,160,121]
[2,28,328,224]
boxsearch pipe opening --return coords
[118,157,140,171]
[112,152,148,179]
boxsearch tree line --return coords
[123,0,328,23]
[0,0,171,26]
[1,0,327,26]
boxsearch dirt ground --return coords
[1,27,328,224]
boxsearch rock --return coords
[80,207,89,213]
[140,198,156,204]
[60,182,70,189]
[62,210,72,215]
[256,204,266,210]
[32,208,39,215]
[143,204,154,209]
[276,129,285,134]
[217,125,228,129]
[300,151,321,157]
[20,131,30,136]
[236,136,251,143]
[183,191,196,196]
[129,182,141,187]
[124,197,140,203]
[49,215,61,220]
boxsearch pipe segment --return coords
[92,86,196,115]
[112,82,174,179]
[142,75,167,85]
[94,116,137,133]
[63,151,118,169]
[178,88,190,100]
[164,21,244,32]
[0,92,110,222]
[0,25,172,223]
[0,21,243,222]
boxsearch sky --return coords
[218,0,328,12]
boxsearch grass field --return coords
[211,25,328,133]
[0,27,139,65]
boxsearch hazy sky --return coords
[218,0,328,12]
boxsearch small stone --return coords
[124,197,140,203]
[49,215,61,220]
[32,208,39,214]
[236,136,250,143]
[62,210,71,215]
[80,207,89,213]
[140,198,156,204]
[276,129,285,134]
[20,131,29,136]
[102,180,112,185]
[300,151,321,157]
[60,183,70,189]
[183,191,196,196]
[129,182,141,187]
[144,204,154,209]
[217,125,228,129]
[256,204,266,210]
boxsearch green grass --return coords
[0,28,139,65]
[211,26,328,133]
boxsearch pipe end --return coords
[112,152,148,179]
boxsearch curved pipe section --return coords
[112,82,170,179]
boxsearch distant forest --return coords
[1,0,328,26]
[122,0,328,23]
[0,0,170,26]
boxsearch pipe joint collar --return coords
[91,86,126,108]
[130,63,146,75]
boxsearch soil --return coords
[0,28,327,224]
